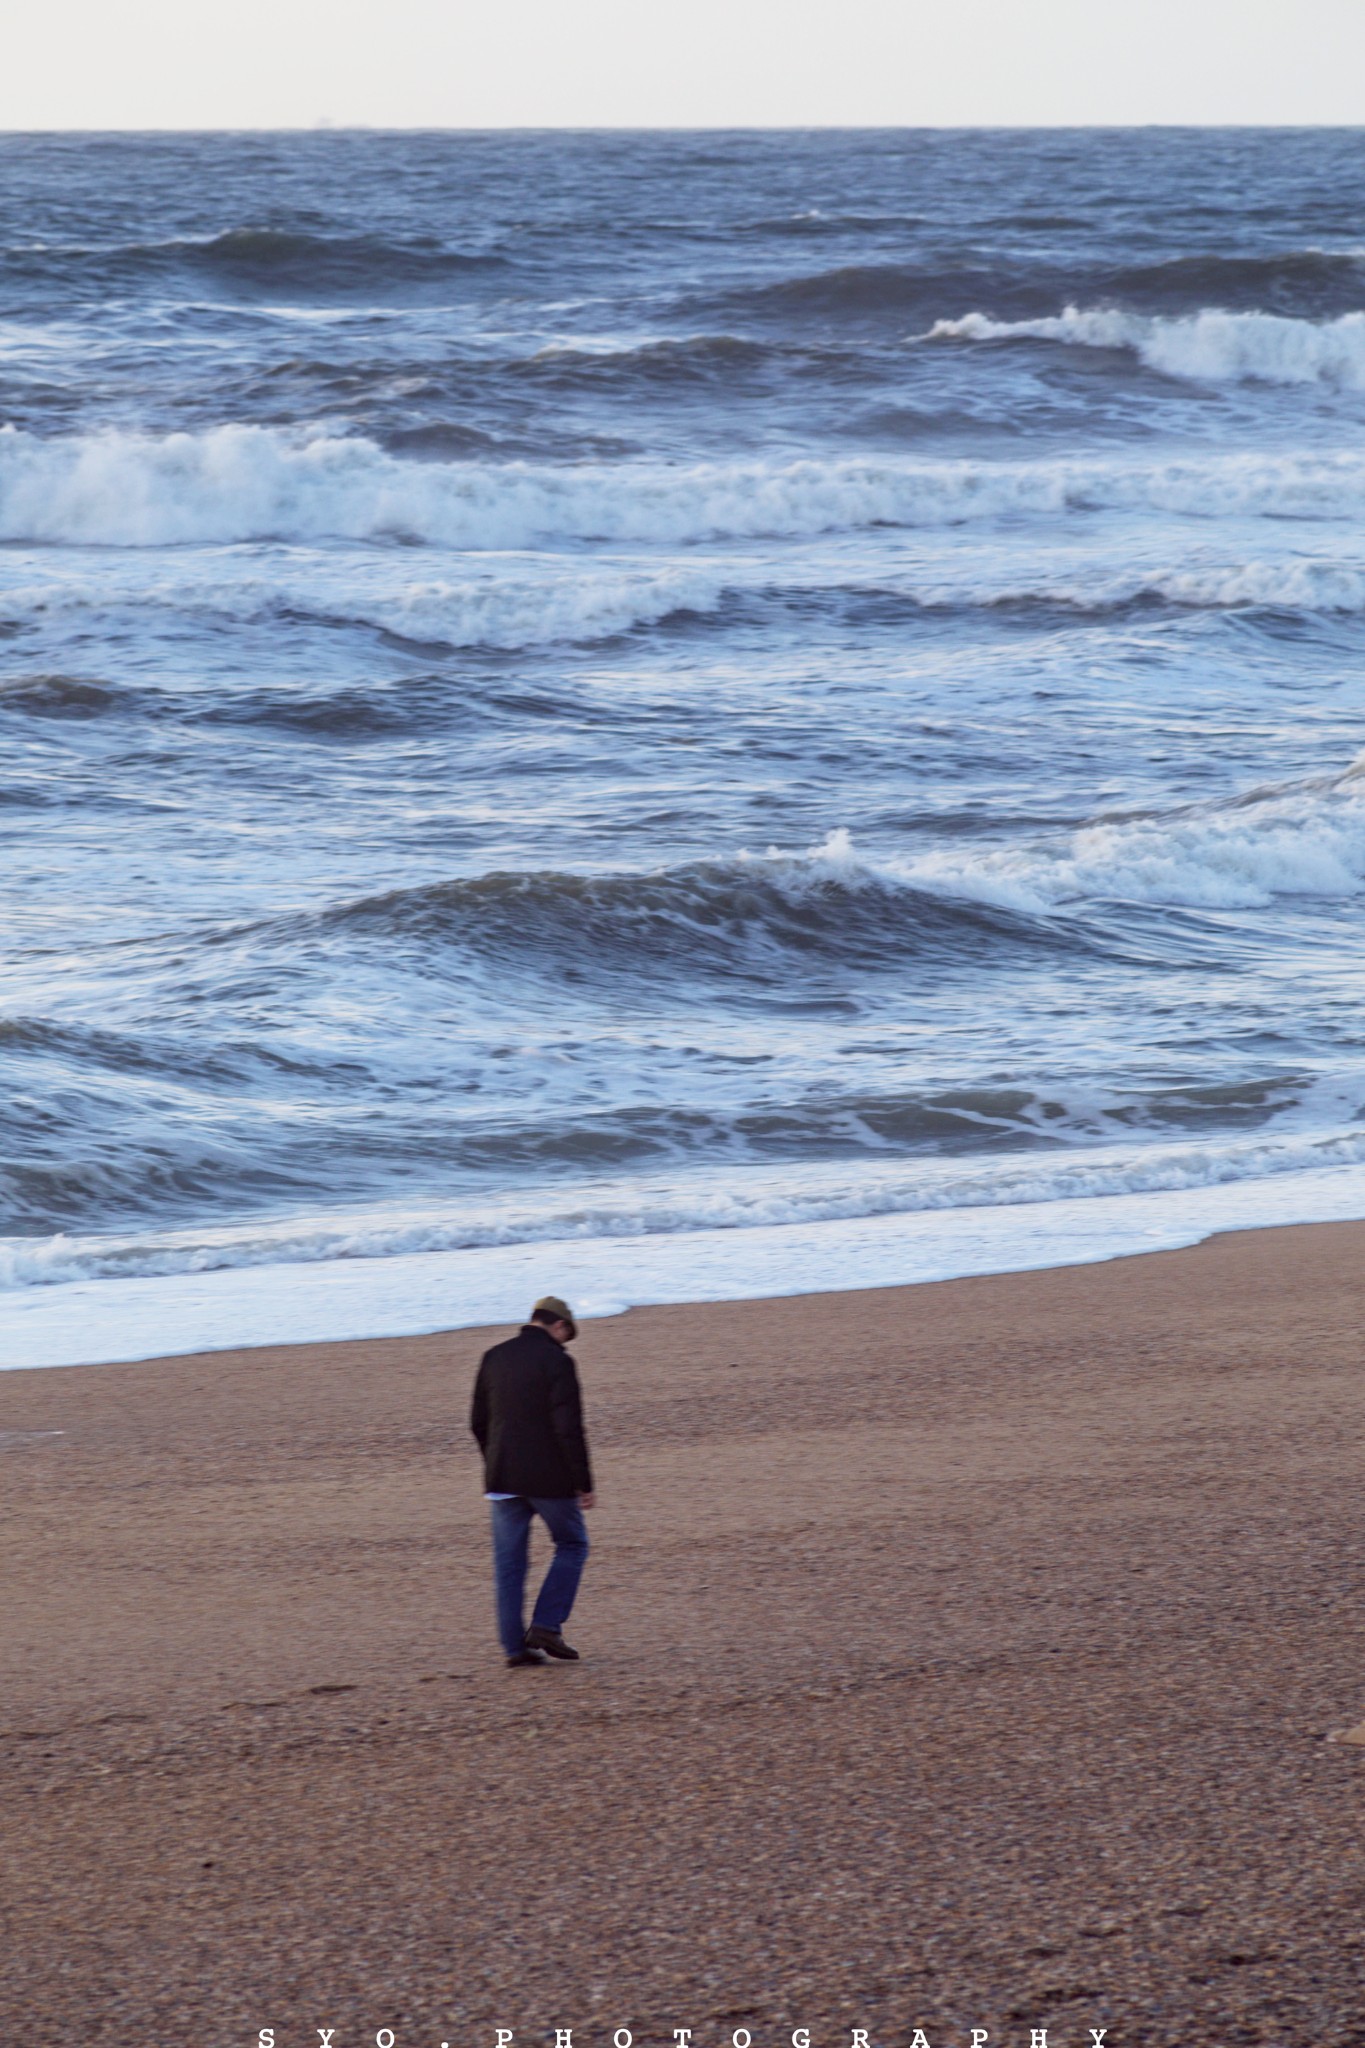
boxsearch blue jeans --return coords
[489,1496,590,1656]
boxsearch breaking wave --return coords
[499,763,1365,937]
[255,769,1365,977]
[927,304,1365,387]
[10,424,1365,549]
[903,758,1365,915]
[13,551,1365,666]
[0,561,730,652]
[402,762,1365,938]
[295,830,1083,982]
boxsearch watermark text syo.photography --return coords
[254,2025,1113,2047]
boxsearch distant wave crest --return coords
[713,248,1365,322]
[4,226,507,294]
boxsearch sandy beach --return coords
[5,1220,1365,2047]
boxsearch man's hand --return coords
[578,1491,596,1510]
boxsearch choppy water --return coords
[4,129,1365,1354]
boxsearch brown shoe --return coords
[505,1649,546,1667]
[525,1626,580,1661]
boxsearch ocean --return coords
[5,127,1365,1368]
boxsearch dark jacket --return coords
[470,1323,593,1499]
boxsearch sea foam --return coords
[9,1158,1365,1370]
[6,1124,1365,1297]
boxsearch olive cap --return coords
[532,1294,577,1337]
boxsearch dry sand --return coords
[4,1221,1365,2048]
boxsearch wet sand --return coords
[4,1221,1365,2047]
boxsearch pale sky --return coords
[5,0,1365,131]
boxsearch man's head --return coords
[530,1294,577,1343]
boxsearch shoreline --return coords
[6,1218,1365,2042]
[8,1154,1365,1372]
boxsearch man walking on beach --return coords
[470,1295,595,1667]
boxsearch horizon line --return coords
[4,119,1365,136]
